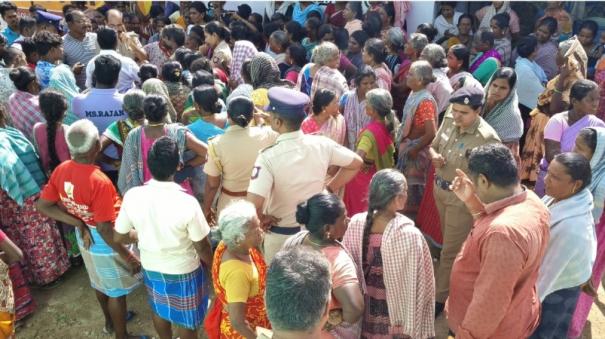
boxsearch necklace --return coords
[147,122,165,127]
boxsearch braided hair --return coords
[39,90,67,172]
[362,169,407,261]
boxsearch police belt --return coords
[269,225,301,235]
[221,187,247,197]
[435,175,452,191]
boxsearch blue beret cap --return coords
[267,87,310,119]
[449,86,485,107]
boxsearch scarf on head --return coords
[589,127,605,221]
[142,78,177,122]
[481,73,523,143]
[249,52,291,89]
[479,2,511,31]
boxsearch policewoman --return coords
[247,87,362,264]
[428,86,501,312]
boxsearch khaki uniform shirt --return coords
[431,111,500,204]
[248,130,358,227]
[204,125,278,193]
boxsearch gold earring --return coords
[325,231,331,240]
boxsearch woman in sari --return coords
[309,42,349,101]
[469,30,502,86]
[570,127,605,337]
[534,17,559,81]
[447,44,483,91]
[284,193,364,338]
[396,61,437,215]
[420,43,453,116]
[142,78,178,123]
[0,230,23,338]
[531,153,596,339]
[363,38,392,91]
[596,57,605,121]
[342,169,435,339]
[347,31,369,71]
[0,108,70,288]
[162,61,191,121]
[520,36,588,184]
[481,67,524,165]
[205,200,270,339]
[341,66,377,150]
[295,43,335,98]
[343,88,396,217]
[249,53,291,113]
[302,88,346,145]
[534,80,604,196]
[391,33,428,117]
[117,95,208,195]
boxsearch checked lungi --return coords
[143,266,208,330]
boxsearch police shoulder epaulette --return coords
[260,143,277,153]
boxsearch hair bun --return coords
[295,202,311,225]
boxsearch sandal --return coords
[102,311,137,334]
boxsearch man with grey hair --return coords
[37,119,144,339]
[268,30,289,66]
[257,246,332,338]
[421,43,453,115]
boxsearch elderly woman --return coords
[284,193,364,338]
[205,200,270,338]
[392,33,429,117]
[343,88,396,216]
[250,53,291,112]
[520,36,588,184]
[384,27,405,74]
[297,43,337,97]
[203,97,278,222]
[142,78,178,122]
[341,66,377,150]
[429,87,500,313]
[481,67,524,165]
[363,38,392,91]
[420,43,453,115]
[343,169,435,338]
[118,95,208,195]
[446,44,483,91]
[534,80,604,197]
[7,66,42,142]
[531,153,596,339]
[469,30,502,86]
[309,42,349,101]
[100,89,146,167]
[397,60,437,214]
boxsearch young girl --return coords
[283,43,307,84]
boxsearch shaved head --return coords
[107,9,123,25]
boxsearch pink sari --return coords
[301,115,346,145]
[343,122,394,217]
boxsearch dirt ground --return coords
[15,266,605,339]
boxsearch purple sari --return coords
[469,49,503,73]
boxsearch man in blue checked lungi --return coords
[37,119,146,339]
[114,136,213,339]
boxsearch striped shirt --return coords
[7,90,44,142]
[63,32,99,90]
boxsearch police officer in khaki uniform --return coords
[428,87,501,314]
[247,87,363,263]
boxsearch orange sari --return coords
[204,242,270,338]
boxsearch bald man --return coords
[106,9,147,62]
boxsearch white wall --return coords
[406,1,437,35]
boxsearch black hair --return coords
[554,152,592,191]
[458,13,474,28]
[97,27,118,50]
[570,79,598,103]
[229,20,249,41]
[577,128,598,154]
[346,2,363,20]
[0,2,17,17]
[318,24,334,41]
[9,66,36,92]
[468,143,519,187]
[579,20,598,39]
[416,22,438,42]
[380,2,395,25]
[20,38,37,61]
[143,94,168,123]
[263,22,281,40]
[491,67,516,89]
[351,30,369,50]
[189,56,213,74]
[161,61,183,83]
[227,96,254,127]
[189,1,207,16]
[440,1,458,10]
[354,65,377,87]
[295,193,344,236]
[39,90,67,171]
[191,70,214,87]
[154,15,171,26]
[161,24,186,47]
[138,64,158,84]
[479,30,495,48]
[183,52,203,71]
[363,12,383,38]
[237,4,252,20]
[287,43,307,67]
[2,47,20,66]
[271,12,286,25]
[62,4,76,16]
[93,54,121,87]
[174,47,191,67]
[148,136,180,181]
[249,13,264,32]
[33,30,62,56]
[285,21,305,43]
[241,59,252,83]
[307,10,321,21]
[305,17,321,40]
[333,28,349,51]
[312,88,337,115]
[193,85,220,114]
[517,36,538,58]
[18,16,36,33]
[205,21,230,41]
[537,16,557,35]
[449,44,470,71]
[364,38,387,64]
[188,25,205,45]
[490,12,510,30]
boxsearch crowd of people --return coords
[1,1,605,338]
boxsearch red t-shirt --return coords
[40,160,121,227]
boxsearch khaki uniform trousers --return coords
[434,183,473,303]
[262,232,293,264]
